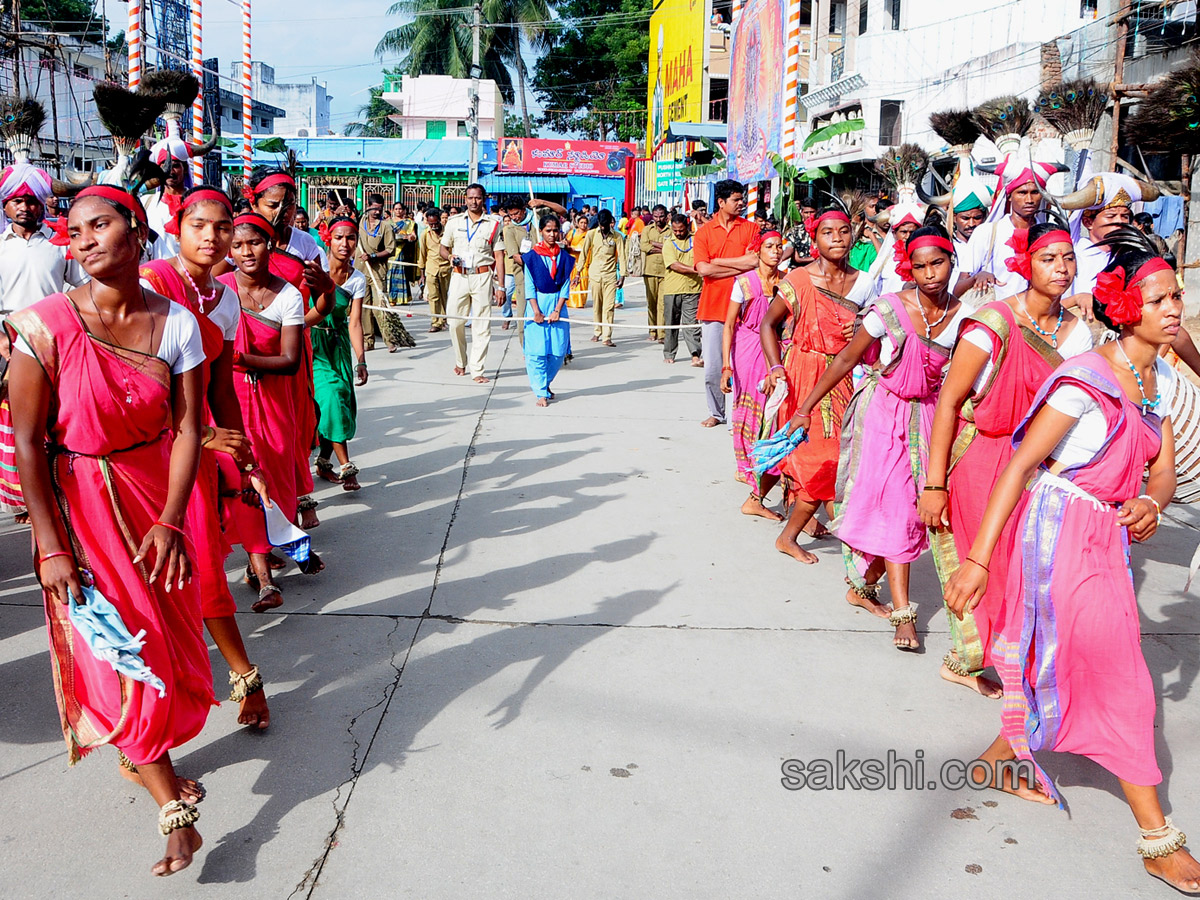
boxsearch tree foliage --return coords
[344,67,405,137]
[531,0,649,141]
[20,0,107,42]
[376,0,515,103]
[482,0,551,138]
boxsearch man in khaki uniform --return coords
[581,209,627,345]
[500,196,532,340]
[418,206,451,331]
[639,204,669,341]
[440,183,505,383]
[356,193,396,351]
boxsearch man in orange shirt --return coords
[693,179,759,427]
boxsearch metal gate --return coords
[310,184,356,217]
[402,183,435,209]
[362,181,395,209]
[439,182,468,208]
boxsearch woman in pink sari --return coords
[6,186,212,875]
[786,226,969,650]
[922,221,1091,698]
[139,186,270,730]
[945,228,1200,895]
[218,212,306,610]
[721,230,784,519]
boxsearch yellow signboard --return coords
[647,0,708,152]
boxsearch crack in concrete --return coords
[294,335,512,898]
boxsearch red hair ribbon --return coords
[233,212,275,240]
[1005,228,1070,281]
[245,172,296,199]
[1094,258,1175,326]
[76,185,148,227]
[896,234,953,281]
[749,229,782,253]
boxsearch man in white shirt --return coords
[0,170,80,331]
[144,157,187,260]
[949,175,992,258]
[440,183,505,384]
[955,159,1064,300]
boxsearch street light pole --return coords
[469,0,481,184]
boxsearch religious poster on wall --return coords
[497,138,637,176]
[727,0,785,184]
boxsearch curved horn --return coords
[51,172,94,197]
[1136,179,1161,202]
[915,179,951,208]
[188,132,219,159]
[1045,180,1102,210]
[867,210,891,228]
[973,161,998,174]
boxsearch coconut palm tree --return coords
[376,0,514,102]
[483,0,552,139]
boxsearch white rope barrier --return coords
[360,303,704,330]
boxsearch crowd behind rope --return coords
[4,112,1200,892]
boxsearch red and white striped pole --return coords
[242,0,252,182]
[127,0,142,89]
[782,0,802,163]
[190,0,204,184]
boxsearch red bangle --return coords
[965,556,989,573]
[154,521,186,537]
[38,550,72,566]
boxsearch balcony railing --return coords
[830,47,845,81]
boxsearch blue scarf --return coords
[522,246,575,293]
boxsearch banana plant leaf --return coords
[254,137,290,154]
[680,163,723,177]
[801,118,865,151]
[204,135,238,150]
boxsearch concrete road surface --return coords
[2,283,1199,898]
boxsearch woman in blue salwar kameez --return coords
[522,214,575,406]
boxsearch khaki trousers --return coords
[591,276,617,341]
[424,268,450,328]
[360,261,389,341]
[448,271,495,377]
[643,275,663,339]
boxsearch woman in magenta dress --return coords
[786,226,969,650]
[139,186,270,729]
[721,230,785,519]
[6,186,213,874]
[218,212,306,611]
[945,228,1200,894]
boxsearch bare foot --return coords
[316,465,342,485]
[735,471,748,484]
[1145,849,1200,895]
[502,321,511,330]
[776,534,818,564]
[742,495,783,521]
[299,551,325,576]
[802,519,831,538]
[119,766,205,804]
[590,335,600,342]
[473,375,489,384]
[268,552,287,570]
[690,357,703,368]
[238,689,270,729]
[700,416,722,428]
[604,340,616,347]
[300,507,320,530]
[894,621,920,651]
[152,826,202,876]
[535,397,549,407]
[664,357,675,364]
[940,662,1003,699]
[969,765,1057,805]
[342,473,361,491]
[252,585,283,613]
[454,366,466,376]
[13,510,28,524]
[844,587,891,618]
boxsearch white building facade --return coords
[380,74,504,142]
[232,61,332,137]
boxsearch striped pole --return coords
[127,0,141,89]
[782,0,802,163]
[747,182,758,212]
[242,0,252,181]
[732,0,742,21]
[190,0,204,184]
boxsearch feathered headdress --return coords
[875,144,928,198]
[93,81,170,191]
[972,95,1033,155]
[1035,78,1108,153]
[0,95,89,218]
[920,108,985,211]
[139,70,217,190]
[1125,50,1200,157]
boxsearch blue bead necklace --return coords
[1116,339,1159,416]
[1018,300,1064,348]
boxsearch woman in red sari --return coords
[7,186,212,875]
[922,221,1091,698]
[218,212,306,610]
[139,186,270,729]
[760,209,876,568]
[246,168,333,531]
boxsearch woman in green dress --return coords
[313,217,368,492]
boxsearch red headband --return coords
[181,188,233,216]
[76,185,147,226]
[893,234,954,282]
[233,212,275,240]
[247,172,296,198]
[749,229,782,253]
[1093,257,1175,325]
[1004,228,1071,281]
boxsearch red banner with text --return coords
[497,138,637,176]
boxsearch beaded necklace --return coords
[915,290,950,340]
[1115,339,1160,416]
[1018,299,1065,348]
[179,262,218,310]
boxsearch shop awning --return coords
[480,173,572,194]
[665,122,727,143]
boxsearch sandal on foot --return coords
[251,584,283,613]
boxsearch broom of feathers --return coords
[929,109,980,151]
[1034,78,1108,151]
[138,69,200,126]
[972,95,1033,154]
[875,143,929,191]
[0,94,45,162]
[1125,51,1200,158]
[92,82,169,188]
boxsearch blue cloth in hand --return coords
[68,583,166,698]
